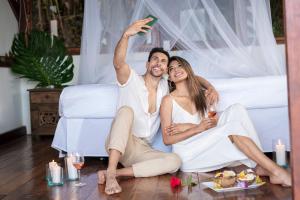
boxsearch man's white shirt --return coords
[117,69,168,143]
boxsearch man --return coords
[98,18,218,195]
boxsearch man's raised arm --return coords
[113,18,153,85]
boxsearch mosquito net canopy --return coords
[78,0,285,84]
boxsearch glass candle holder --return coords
[272,139,288,168]
[46,164,64,186]
[64,154,79,181]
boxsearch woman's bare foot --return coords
[105,171,122,195]
[255,165,269,176]
[97,170,106,185]
[269,168,291,187]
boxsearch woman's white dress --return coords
[171,98,262,172]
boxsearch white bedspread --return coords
[60,76,287,118]
[211,75,288,111]
[59,84,119,118]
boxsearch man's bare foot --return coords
[97,170,106,185]
[105,171,122,195]
[255,165,269,176]
[269,168,291,187]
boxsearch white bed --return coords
[52,75,290,156]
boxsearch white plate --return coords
[201,181,265,193]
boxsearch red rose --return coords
[170,176,181,188]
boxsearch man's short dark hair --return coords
[148,47,170,64]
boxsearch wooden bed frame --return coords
[285,0,300,198]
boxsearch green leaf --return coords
[10,30,74,87]
[181,175,197,187]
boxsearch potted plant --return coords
[10,30,74,88]
[10,30,74,137]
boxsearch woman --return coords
[160,56,291,186]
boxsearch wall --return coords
[0,1,21,134]
[0,69,22,134]
[0,1,18,55]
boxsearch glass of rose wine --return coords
[72,153,86,187]
[208,104,217,118]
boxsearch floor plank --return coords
[0,136,292,200]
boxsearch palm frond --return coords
[10,30,74,87]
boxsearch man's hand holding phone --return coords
[123,15,158,38]
[138,15,158,35]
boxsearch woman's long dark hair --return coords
[168,56,207,117]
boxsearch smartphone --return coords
[138,15,158,36]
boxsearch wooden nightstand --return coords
[28,88,62,136]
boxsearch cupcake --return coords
[214,170,237,188]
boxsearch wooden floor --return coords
[0,136,292,200]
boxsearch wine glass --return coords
[72,153,86,187]
[207,104,217,118]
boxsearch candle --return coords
[66,155,78,180]
[49,160,57,170]
[50,20,58,36]
[275,139,286,166]
[51,165,62,183]
[48,160,62,184]
[46,160,57,181]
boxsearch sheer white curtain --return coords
[78,0,285,84]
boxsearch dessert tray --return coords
[201,181,265,192]
[201,169,265,192]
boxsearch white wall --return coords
[0,1,21,134]
[0,69,22,133]
[0,1,18,55]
